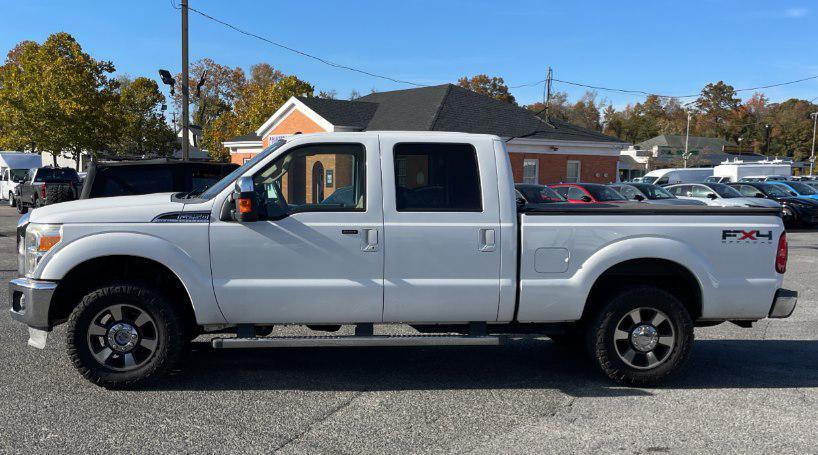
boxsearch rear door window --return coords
[393,143,482,212]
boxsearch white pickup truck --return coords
[9,132,797,388]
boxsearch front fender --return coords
[38,231,226,325]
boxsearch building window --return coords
[566,160,581,183]
[522,159,539,184]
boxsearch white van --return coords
[641,168,713,186]
[0,152,42,205]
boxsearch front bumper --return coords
[9,277,57,330]
[769,288,798,318]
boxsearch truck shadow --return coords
[151,339,818,396]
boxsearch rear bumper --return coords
[8,277,57,330]
[769,288,798,318]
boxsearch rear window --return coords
[34,168,78,182]
[393,143,482,212]
[517,185,564,203]
[785,181,817,195]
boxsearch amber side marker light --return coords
[238,198,253,214]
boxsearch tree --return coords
[349,89,362,100]
[110,77,178,157]
[695,81,741,140]
[173,58,246,129]
[566,91,602,131]
[201,70,314,161]
[317,89,337,99]
[766,99,818,160]
[0,33,116,166]
[457,74,516,104]
[525,91,570,122]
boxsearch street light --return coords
[158,69,175,96]
[737,137,743,158]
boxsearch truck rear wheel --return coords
[16,201,27,214]
[587,286,693,386]
[66,284,187,389]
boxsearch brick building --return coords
[223,84,627,186]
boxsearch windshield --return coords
[10,169,29,181]
[197,140,286,200]
[784,181,818,195]
[586,185,627,201]
[632,183,673,199]
[516,185,565,203]
[641,176,659,184]
[708,183,742,198]
[34,168,78,182]
[757,183,792,198]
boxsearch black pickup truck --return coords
[15,167,80,214]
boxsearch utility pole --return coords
[543,67,553,126]
[682,111,692,168]
[764,124,771,156]
[810,112,817,175]
[181,0,190,160]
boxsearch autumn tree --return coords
[201,66,313,161]
[695,81,741,140]
[0,33,116,166]
[457,74,516,104]
[173,58,246,129]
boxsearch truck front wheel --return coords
[66,284,187,389]
[587,286,693,386]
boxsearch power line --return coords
[181,4,429,87]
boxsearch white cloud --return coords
[783,7,808,18]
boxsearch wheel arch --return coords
[49,255,198,332]
[582,257,703,322]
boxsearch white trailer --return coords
[0,152,42,205]
[641,168,713,186]
[708,159,792,183]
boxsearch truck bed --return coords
[514,204,785,323]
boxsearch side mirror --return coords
[707,193,718,200]
[580,195,592,203]
[515,194,526,208]
[233,176,258,222]
[633,194,645,201]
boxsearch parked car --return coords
[790,176,816,182]
[79,159,239,199]
[609,183,707,206]
[14,167,80,214]
[728,182,818,227]
[704,176,731,183]
[0,152,42,206]
[641,168,712,186]
[711,161,791,183]
[514,183,566,207]
[766,181,818,202]
[549,183,628,204]
[665,182,781,208]
[10,132,795,389]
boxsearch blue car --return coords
[768,181,818,201]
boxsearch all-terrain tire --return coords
[66,283,188,389]
[45,184,74,204]
[586,286,694,387]
[8,192,15,207]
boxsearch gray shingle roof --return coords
[299,84,623,144]
[296,97,378,128]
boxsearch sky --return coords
[1,0,817,109]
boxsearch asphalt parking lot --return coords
[1,204,817,454]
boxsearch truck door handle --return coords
[478,228,496,252]
[362,228,379,252]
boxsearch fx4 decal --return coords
[722,229,773,243]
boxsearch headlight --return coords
[23,223,62,277]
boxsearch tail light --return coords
[40,184,46,199]
[775,232,788,274]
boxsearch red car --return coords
[549,183,629,204]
